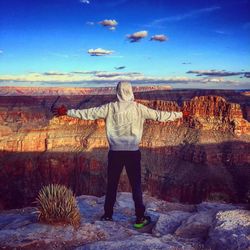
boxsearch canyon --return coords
[0,87,249,210]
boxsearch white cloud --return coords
[80,0,90,4]
[187,70,249,77]
[214,30,227,35]
[86,21,95,25]
[88,48,114,56]
[99,19,118,29]
[201,77,234,83]
[149,6,221,27]
[42,71,69,76]
[127,30,148,42]
[150,34,168,42]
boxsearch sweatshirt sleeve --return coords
[66,103,109,120]
[139,104,183,122]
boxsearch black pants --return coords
[104,150,145,218]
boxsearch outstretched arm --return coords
[67,104,109,120]
[52,103,109,120]
[139,104,187,122]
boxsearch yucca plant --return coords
[36,184,81,228]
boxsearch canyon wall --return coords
[0,89,249,209]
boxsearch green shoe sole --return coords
[133,218,151,229]
[133,222,145,229]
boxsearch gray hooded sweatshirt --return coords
[67,82,183,151]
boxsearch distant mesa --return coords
[0,85,172,96]
[127,30,148,42]
[99,19,118,30]
[88,48,114,56]
[95,72,141,78]
[150,34,168,42]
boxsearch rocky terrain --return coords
[0,192,249,250]
[0,87,250,210]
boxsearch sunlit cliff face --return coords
[0,88,249,209]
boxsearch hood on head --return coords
[116,81,134,102]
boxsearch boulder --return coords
[152,211,192,235]
[205,209,250,250]
[174,211,214,241]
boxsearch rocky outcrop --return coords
[183,96,250,136]
[0,90,249,209]
[0,192,249,250]
[138,95,250,135]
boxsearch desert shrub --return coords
[36,184,81,228]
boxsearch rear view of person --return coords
[53,81,187,228]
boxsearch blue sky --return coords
[0,0,249,88]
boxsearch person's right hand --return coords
[52,105,67,117]
[182,110,190,118]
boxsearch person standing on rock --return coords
[52,81,188,229]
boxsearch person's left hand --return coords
[52,105,67,117]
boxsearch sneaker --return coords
[133,215,151,229]
[100,214,113,221]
